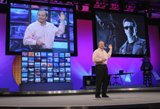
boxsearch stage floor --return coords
[0,92,160,108]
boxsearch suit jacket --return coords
[119,37,146,55]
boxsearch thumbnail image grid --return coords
[21,52,71,83]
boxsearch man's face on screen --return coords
[38,11,47,24]
[123,21,136,39]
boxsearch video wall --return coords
[94,10,150,57]
[21,52,71,83]
[6,1,77,55]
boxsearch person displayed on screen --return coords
[141,56,153,87]
[23,8,65,50]
[92,41,112,98]
[119,18,146,55]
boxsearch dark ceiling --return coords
[0,0,160,19]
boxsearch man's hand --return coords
[59,12,65,21]
[36,39,45,46]
[109,44,112,50]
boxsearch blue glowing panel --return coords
[70,42,74,53]
[53,42,68,49]
[50,11,59,25]
[10,8,29,22]
[31,10,38,23]
[69,13,73,26]
[11,3,28,8]
[69,27,74,41]
[21,52,71,84]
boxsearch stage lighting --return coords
[110,3,119,10]
[124,4,136,12]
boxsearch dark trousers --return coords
[95,64,109,96]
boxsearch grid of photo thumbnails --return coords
[21,52,71,83]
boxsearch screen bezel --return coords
[92,9,150,58]
[6,0,77,56]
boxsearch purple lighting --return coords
[108,57,144,85]
[0,14,160,91]
[0,14,19,92]
[71,20,93,90]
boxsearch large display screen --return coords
[93,10,150,57]
[6,1,77,55]
[21,52,71,83]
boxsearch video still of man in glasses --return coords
[119,18,146,55]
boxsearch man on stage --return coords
[92,41,112,98]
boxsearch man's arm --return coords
[23,25,45,46]
[107,44,113,58]
[23,25,37,45]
